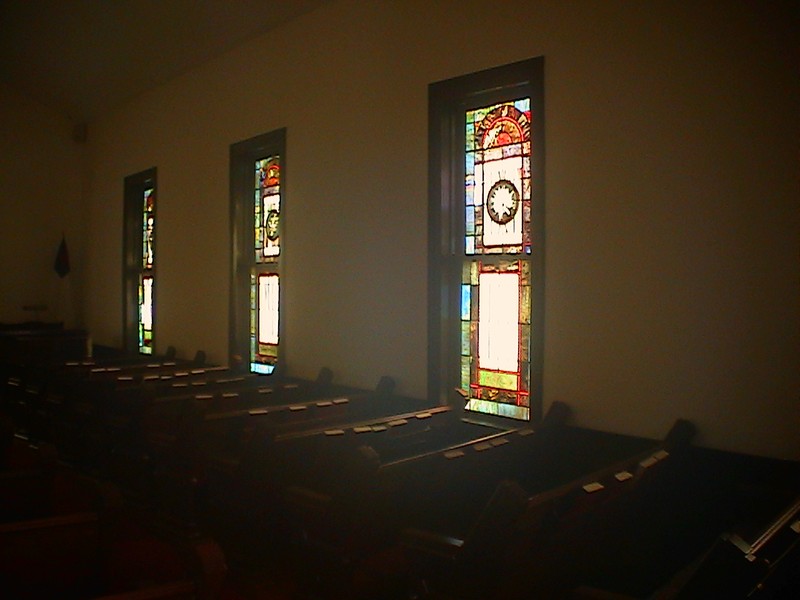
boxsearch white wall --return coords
[83,0,799,459]
[0,82,85,327]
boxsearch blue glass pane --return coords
[461,284,471,320]
[465,152,475,175]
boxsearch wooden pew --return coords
[91,370,363,532]
[542,442,800,600]
[268,405,570,599]
[0,511,104,598]
[4,357,216,458]
[109,369,350,475]
[51,345,181,378]
[654,493,800,599]
[49,365,243,471]
[0,348,187,443]
[197,381,446,558]
[486,420,697,599]
[0,326,89,366]
[393,419,695,600]
[264,416,552,598]
[0,510,226,600]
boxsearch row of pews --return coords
[1,337,227,599]
[2,329,799,598]
[1,420,225,599]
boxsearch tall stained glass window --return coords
[462,99,532,420]
[124,168,157,355]
[139,187,155,354]
[230,130,286,375]
[429,58,544,423]
[251,156,281,373]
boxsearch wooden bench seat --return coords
[0,509,226,600]
[390,419,694,600]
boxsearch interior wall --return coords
[83,0,799,460]
[0,82,85,327]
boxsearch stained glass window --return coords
[429,58,544,423]
[139,187,155,354]
[124,168,156,356]
[249,154,281,374]
[461,99,532,420]
[231,130,286,376]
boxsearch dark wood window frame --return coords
[229,128,287,374]
[428,57,545,425]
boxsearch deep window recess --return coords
[230,129,286,374]
[123,168,157,355]
[428,57,544,423]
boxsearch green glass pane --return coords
[469,321,478,358]
[519,284,531,325]
[461,321,470,356]
[461,261,471,283]
[465,398,529,421]
[259,344,278,358]
[479,369,517,391]
[520,363,530,393]
[460,357,470,391]
[519,327,530,362]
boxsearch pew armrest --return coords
[95,580,197,599]
[401,527,464,561]
[571,585,639,600]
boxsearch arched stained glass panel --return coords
[465,99,531,256]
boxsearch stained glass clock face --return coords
[486,179,519,225]
[265,210,280,241]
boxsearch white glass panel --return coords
[258,274,279,345]
[141,276,153,330]
[478,271,519,371]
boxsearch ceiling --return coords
[0,0,330,122]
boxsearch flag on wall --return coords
[54,235,70,278]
